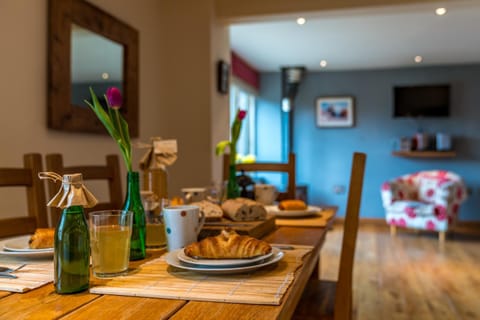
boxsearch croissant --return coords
[170,196,184,206]
[184,229,271,259]
[29,228,55,249]
[278,199,307,211]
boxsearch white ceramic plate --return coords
[0,235,53,258]
[177,248,276,267]
[166,249,284,275]
[3,235,53,252]
[264,205,322,218]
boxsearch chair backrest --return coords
[222,153,296,200]
[334,152,366,320]
[0,153,49,238]
[45,154,123,224]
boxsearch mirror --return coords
[48,0,139,136]
[71,24,124,108]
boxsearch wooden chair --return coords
[292,152,367,320]
[223,153,296,200]
[0,153,49,238]
[45,154,123,224]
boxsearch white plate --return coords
[166,249,284,275]
[0,235,53,258]
[3,235,53,252]
[264,205,322,218]
[177,248,276,267]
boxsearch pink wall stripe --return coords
[231,51,260,91]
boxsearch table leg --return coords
[309,250,321,280]
[390,224,397,236]
[439,231,446,245]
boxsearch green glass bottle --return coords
[227,164,240,199]
[54,205,90,294]
[39,172,97,294]
[123,171,146,260]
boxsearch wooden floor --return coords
[320,224,480,320]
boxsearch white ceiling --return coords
[230,0,480,72]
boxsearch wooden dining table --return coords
[0,207,337,320]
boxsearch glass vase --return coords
[226,164,240,199]
[123,171,146,260]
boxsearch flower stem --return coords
[114,109,132,171]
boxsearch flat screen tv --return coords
[393,84,450,117]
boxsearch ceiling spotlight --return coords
[101,72,110,80]
[435,7,447,16]
[296,17,306,25]
[414,55,423,63]
[319,60,328,68]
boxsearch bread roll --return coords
[184,228,271,259]
[29,228,55,249]
[221,198,267,221]
[278,199,307,211]
[190,200,223,221]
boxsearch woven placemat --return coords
[90,245,313,305]
[275,208,335,227]
[0,262,53,293]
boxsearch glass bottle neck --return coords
[63,205,84,214]
[125,171,142,203]
[127,171,139,180]
[126,171,140,191]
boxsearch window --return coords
[229,82,257,162]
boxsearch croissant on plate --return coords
[184,228,272,259]
[29,228,55,249]
[278,199,307,211]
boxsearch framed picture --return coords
[217,60,230,94]
[316,96,355,127]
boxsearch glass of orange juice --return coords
[89,210,133,278]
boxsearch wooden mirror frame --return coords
[48,0,139,137]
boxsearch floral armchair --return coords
[381,170,467,243]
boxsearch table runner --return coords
[275,208,335,227]
[90,245,313,305]
[0,262,53,293]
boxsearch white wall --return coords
[0,0,221,221]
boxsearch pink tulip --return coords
[238,110,247,120]
[106,87,123,109]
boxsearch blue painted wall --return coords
[257,65,480,221]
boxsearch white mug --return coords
[181,187,207,204]
[254,184,278,205]
[163,205,205,251]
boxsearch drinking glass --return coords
[143,195,168,248]
[89,210,133,278]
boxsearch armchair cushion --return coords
[381,170,467,232]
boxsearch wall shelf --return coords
[392,151,457,158]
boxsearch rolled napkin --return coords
[184,228,271,259]
[221,197,267,221]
